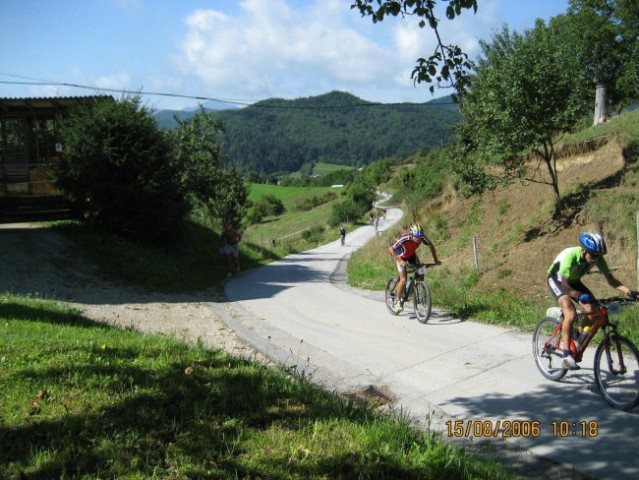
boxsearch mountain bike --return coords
[532,296,639,411]
[385,262,435,323]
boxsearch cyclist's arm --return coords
[426,242,441,265]
[594,257,631,295]
[388,244,406,266]
[603,272,633,296]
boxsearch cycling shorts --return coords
[219,244,239,257]
[396,255,418,274]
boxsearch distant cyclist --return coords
[388,223,441,312]
[339,226,346,246]
[547,232,639,370]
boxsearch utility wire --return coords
[0,73,456,109]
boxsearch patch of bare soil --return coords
[431,136,635,301]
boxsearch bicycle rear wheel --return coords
[594,335,639,411]
[385,278,399,315]
[413,281,432,323]
[532,316,567,381]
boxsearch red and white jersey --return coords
[391,232,429,260]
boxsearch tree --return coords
[351,0,478,94]
[456,20,610,214]
[561,0,639,111]
[57,100,249,242]
[454,1,638,214]
[166,108,248,226]
[56,97,186,241]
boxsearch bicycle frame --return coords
[545,304,611,360]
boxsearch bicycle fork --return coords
[604,336,628,375]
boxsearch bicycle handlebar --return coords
[406,262,438,272]
[594,296,638,306]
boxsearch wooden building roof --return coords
[0,95,114,118]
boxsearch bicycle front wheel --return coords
[532,316,567,381]
[385,278,399,315]
[413,281,432,323]
[594,335,639,411]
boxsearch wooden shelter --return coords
[0,95,113,222]
[0,95,113,197]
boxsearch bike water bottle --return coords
[404,279,413,302]
[575,326,591,349]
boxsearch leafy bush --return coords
[292,192,338,212]
[246,194,286,224]
[330,200,367,226]
[56,97,185,242]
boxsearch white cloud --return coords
[174,0,420,101]
[169,0,560,105]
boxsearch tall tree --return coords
[455,1,638,214]
[57,97,186,241]
[456,22,586,213]
[563,0,639,109]
[167,108,249,226]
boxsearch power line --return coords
[0,74,456,109]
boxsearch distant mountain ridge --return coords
[154,91,460,174]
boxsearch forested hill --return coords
[154,91,460,174]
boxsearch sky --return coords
[0,0,570,111]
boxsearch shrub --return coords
[56,97,185,242]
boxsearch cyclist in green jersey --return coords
[547,232,639,370]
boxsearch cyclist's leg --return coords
[548,276,579,368]
[571,281,596,331]
[395,262,408,305]
[557,295,577,352]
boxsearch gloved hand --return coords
[627,290,639,300]
[578,293,593,304]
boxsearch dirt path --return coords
[0,223,272,365]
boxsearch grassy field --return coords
[247,183,337,207]
[242,183,354,264]
[312,161,354,176]
[0,292,513,479]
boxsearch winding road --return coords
[210,205,639,480]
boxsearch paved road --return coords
[211,206,639,480]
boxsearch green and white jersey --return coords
[547,246,611,282]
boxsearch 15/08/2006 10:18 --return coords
[445,420,598,438]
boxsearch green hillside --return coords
[154,91,459,174]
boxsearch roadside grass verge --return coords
[0,292,513,480]
[52,218,228,294]
[347,238,639,342]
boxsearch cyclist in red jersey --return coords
[388,223,440,312]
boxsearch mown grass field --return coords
[0,292,514,479]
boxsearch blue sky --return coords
[1,0,569,111]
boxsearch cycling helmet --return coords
[579,232,607,256]
[409,223,425,238]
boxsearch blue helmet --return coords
[409,223,425,238]
[580,232,607,255]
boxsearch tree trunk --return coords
[594,83,607,126]
[542,152,561,216]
